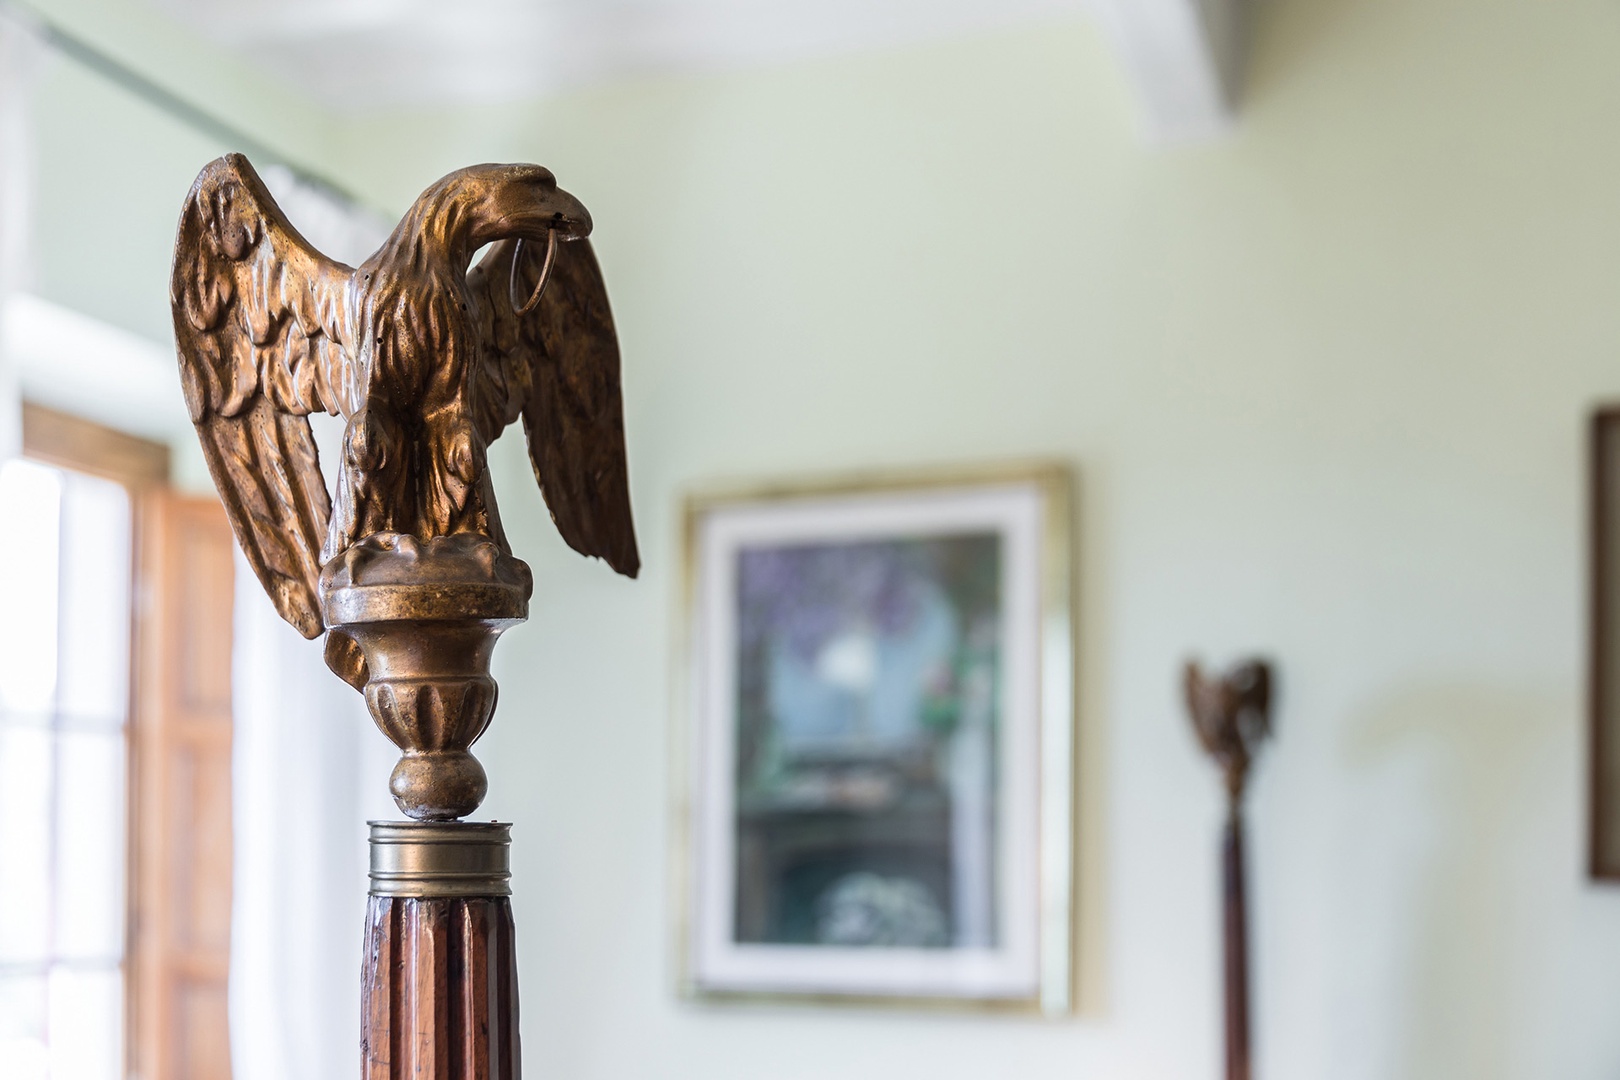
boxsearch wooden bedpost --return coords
[362,823,520,1080]
[170,153,639,1079]
[325,535,532,1079]
[1184,658,1273,1080]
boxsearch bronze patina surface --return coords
[170,153,639,820]
[322,532,531,818]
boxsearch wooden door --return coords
[130,492,236,1080]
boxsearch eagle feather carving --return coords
[171,153,639,645]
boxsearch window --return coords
[0,403,231,1080]
[0,457,134,1080]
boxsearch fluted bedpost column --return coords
[362,823,521,1080]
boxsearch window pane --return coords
[0,725,51,965]
[0,455,136,1080]
[47,966,121,1080]
[54,731,126,962]
[0,974,48,1080]
[0,460,61,715]
[56,473,130,728]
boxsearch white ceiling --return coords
[155,0,1088,111]
[152,0,1248,139]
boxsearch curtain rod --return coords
[0,0,384,216]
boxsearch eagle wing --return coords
[466,236,640,577]
[170,153,357,637]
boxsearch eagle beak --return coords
[479,177,594,247]
[528,186,592,243]
[553,188,593,241]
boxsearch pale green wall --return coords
[23,0,1620,1075]
[27,0,344,343]
[31,56,219,346]
[22,0,345,475]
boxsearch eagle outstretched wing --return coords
[467,236,640,577]
[170,153,356,637]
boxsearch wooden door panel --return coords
[174,979,231,1080]
[133,492,235,1080]
[167,741,233,955]
[174,523,234,717]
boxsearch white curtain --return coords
[229,176,393,1080]
[0,12,40,462]
[230,567,396,1080]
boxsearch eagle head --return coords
[467,163,594,247]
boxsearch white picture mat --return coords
[688,482,1047,999]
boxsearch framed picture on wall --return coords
[1591,410,1620,879]
[676,464,1074,1011]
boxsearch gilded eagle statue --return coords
[171,153,638,689]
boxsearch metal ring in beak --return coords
[510,228,559,317]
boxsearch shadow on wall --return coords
[1343,685,1562,1080]
[1242,0,1372,111]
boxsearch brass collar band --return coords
[369,820,512,898]
[325,582,528,625]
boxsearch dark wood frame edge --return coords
[1591,407,1620,880]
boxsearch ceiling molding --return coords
[1089,0,1251,143]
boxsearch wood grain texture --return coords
[21,401,170,486]
[362,897,521,1080]
[131,493,236,1080]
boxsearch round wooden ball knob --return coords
[390,751,488,821]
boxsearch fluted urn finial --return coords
[321,533,532,820]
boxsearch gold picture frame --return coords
[673,461,1074,1012]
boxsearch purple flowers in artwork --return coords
[736,540,930,660]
